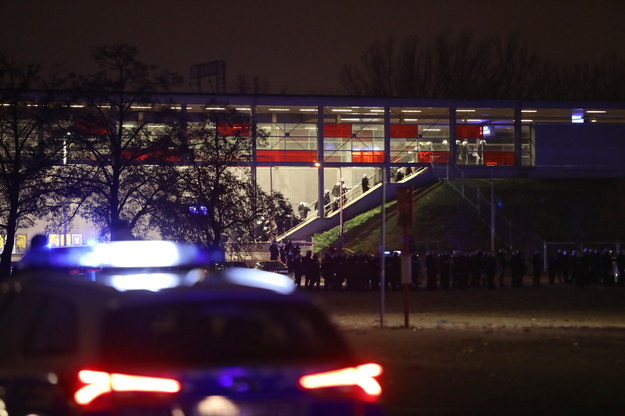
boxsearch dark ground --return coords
[310,283,625,415]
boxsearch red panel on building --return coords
[483,152,515,166]
[390,124,418,138]
[256,150,317,163]
[352,150,385,163]
[74,120,108,136]
[417,151,450,163]
[122,148,181,162]
[456,125,483,139]
[323,124,352,137]
[217,123,250,137]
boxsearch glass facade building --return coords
[9,93,625,246]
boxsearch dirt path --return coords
[311,286,625,415]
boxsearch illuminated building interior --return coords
[6,94,625,249]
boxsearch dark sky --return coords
[2,0,625,93]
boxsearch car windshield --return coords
[102,299,350,367]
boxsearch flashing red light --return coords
[74,370,181,405]
[299,363,383,397]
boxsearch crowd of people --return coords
[270,240,625,291]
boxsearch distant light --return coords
[205,107,226,111]
[404,118,418,122]
[268,108,290,111]
[189,205,208,215]
[521,109,537,113]
[331,109,352,112]
[299,108,317,112]
[586,110,606,114]
[235,107,250,111]
[423,128,441,132]
[456,109,476,113]
[130,105,152,110]
[521,119,534,123]
[401,109,422,113]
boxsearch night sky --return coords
[2,0,625,94]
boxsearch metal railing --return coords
[278,167,431,240]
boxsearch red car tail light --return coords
[299,363,383,399]
[74,370,181,406]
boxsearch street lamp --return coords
[339,166,344,252]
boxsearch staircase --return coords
[277,167,438,241]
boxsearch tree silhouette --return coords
[151,108,294,248]
[67,44,182,240]
[0,54,77,277]
[340,32,625,100]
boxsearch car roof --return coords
[17,240,223,270]
[10,241,296,296]
[3,268,305,316]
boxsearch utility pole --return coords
[379,169,386,327]
[490,170,495,253]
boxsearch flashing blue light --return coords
[189,205,209,215]
[80,241,183,268]
[20,240,222,271]
[572,114,584,124]
[483,125,491,136]
[80,240,222,268]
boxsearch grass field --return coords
[311,284,625,415]
[313,178,625,255]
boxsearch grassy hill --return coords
[313,178,625,255]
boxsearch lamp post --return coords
[339,166,344,252]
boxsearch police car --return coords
[0,240,383,415]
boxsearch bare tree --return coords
[340,32,561,99]
[0,54,75,278]
[151,109,293,248]
[234,74,271,94]
[67,44,182,239]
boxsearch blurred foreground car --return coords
[216,260,253,270]
[0,240,383,416]
[254,259,290,275]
